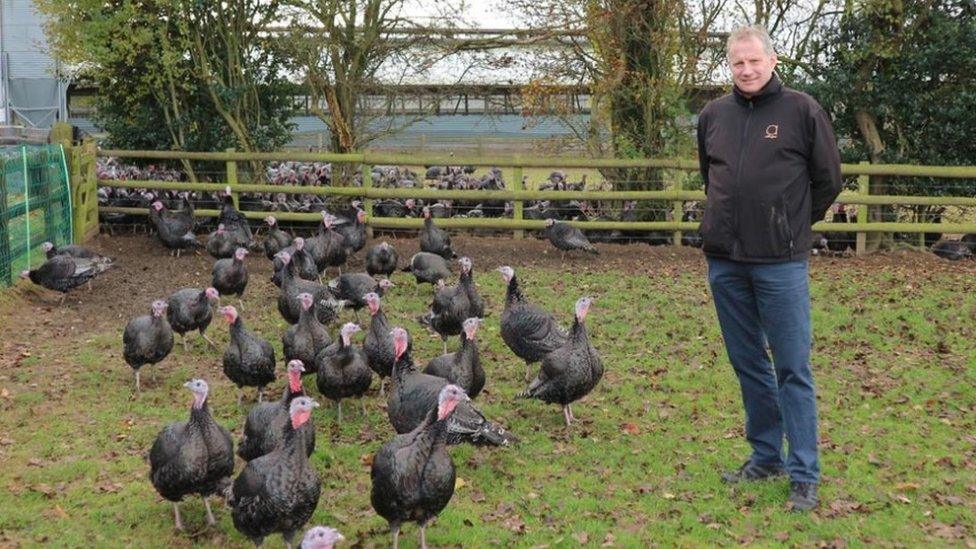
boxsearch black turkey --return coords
[419,206,457,259]
[149,379,234,530]
[931,239,973,261]
[41,241,110,262]
[544,218,598,258]
[402,252,451,285]
[149,199,198,256]
[123,299,174,392]
[327,273,394,320]
[418,256,484,353]
[263,215,293,260]
[282,292,333,375]
[272,237,319,287]
[336,208,366,256]
[21,254,113,304]
[300,526,345,549]
[238,360,316,461]
[371,384,466,549]
[275,251,345,326]
[212,247,249,310]
[315,322,372,423]
[315,213,348,275]
[362,292,411,397]
[518,297,603,426]
[423,318,485,399]
[217,185,253,248]
[498,266,567,380]
[387,327,516,446]
[206,224,238,259]
[166,286,219,351]
[365,241,398,277]
[220,305,276,404]
[227,397,321,548]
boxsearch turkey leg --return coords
[203,496,216,525]
[173,502,184,531]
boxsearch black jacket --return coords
[696,74,842,263]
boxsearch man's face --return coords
[728,36,777,96]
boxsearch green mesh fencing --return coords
[0,145,72,287]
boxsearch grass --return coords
[0,249,975,547]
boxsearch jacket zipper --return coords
[732,101,754,256]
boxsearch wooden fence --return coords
[69,146,976,255]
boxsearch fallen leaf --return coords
[573,531,589,544]
[602,532,616,547]
[52,505,69,519]
[360,453,374,467]
[619,422,640,435]
[895,482,920,491]
[663,492,676,500]
[0,388,9,398]
[454,477,466,490]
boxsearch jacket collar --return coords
[733,73,782,107]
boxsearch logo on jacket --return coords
[764,124,779,139]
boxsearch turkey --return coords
[21,254,113,304]
[336,208,367,256]
[315,322,372,423]
[263,215,293,260]
[217,185,253,248]
[227,397,321,548]
[419,206,457,259]
[371,384,466,549]
[544,218,598,258]
[314,213,348,275]
[417,256,484,353]
[402,252,451,285]
[301,526,345,549]
[517,297,603,426]
[206,224,238,259]
[327,273,394,320]
[365,241,398,277]
[387,327,516,446]
[498,266,567,380]
[212,247,249,310]
[363,292,410,397]
[166,287,219,351]
[423,318,485,399]
[123,299,174,392]
[276,251,345,326]
[282,292,333,375]
[149,199,199,256]
[41,241,110,262]
[238,360,316,461]
[220,305,276,405]
[149,379,234,530]
[272,237,319,287]
[931,239,973,261]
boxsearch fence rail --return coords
[78,146,976,254]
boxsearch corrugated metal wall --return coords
[1,0,64,127]
[2,0,56,78]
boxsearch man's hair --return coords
[726,25,776,59]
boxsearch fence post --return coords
[226,147,239,209]
[0,154,9,286]
[671,171,683,246]
[856,161,869,256]
[513,165,524,239]
[362,162,374,240]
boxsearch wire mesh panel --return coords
[0,145,71,287]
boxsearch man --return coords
[696,25,842,512]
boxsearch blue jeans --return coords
[707,257,820,484]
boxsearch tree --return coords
[38,0,294,181]
[279,0,468,158]
[805,0,976,248]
